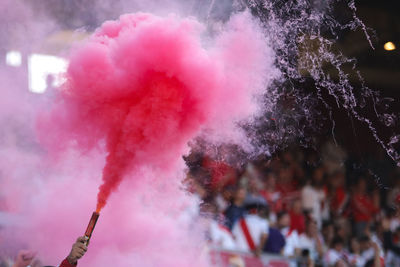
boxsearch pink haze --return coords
[38,12,273,212]
[33,12,276,266]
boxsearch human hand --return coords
[13,250,36,267]
[370,241,380,252]
[67,236,88,265]
[253,248,262,258]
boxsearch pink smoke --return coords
[31,12,276,266]
[38,12,274,212]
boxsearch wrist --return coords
[67,255,77,265]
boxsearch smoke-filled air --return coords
[38,12,274,213]
[0,0,399,267]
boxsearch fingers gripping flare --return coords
[67,236,88,265]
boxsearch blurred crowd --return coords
[186,141,400,267]
[1,139,399,267]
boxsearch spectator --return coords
[263,211,286,254]
[351,178,379,237]
[321,221,335,250]
[358,235,384,267]
[276,165,297,196]
[324,237,346,266]
[289,198,306,234]
[214,187,229,212]
[301,166,329,228]
[274,211,301,258]
[209,220,237,251]
[12,250,41,267]
[190,146,399,265]
[202,203,237,251]
[328,171,349,218]
[334,218,351,247]
[224,187,246,230]
[260,170,283,215]
[364,242,383,267]
[281,150,305,181]
[382,217,400,256]
[297,219,325,262]
[232,199,269,256]
[203,156,237,192]
[347,237,364,267]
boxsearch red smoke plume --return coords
[38,13,272,212]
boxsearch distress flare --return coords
[84,212,100,246]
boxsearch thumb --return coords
[76,236,88,243]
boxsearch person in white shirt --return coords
[199,202,237,251]
[276,211,301,258]
[324,237,347,266]
[209,220,237,250]
[297,219,324,261]
[301,167,328,228]
[347,237,364,267]
[232,200,269,256]
[358,235,384,267]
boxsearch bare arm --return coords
[256,233,268,257]
[314,235,324,258]
[371,242,382,267]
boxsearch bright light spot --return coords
[6,51,22,67]
[384,42,396,51]
[28,54,68,94]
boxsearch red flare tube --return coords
[84,212,99,246]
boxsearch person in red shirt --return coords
[60,236,88,267]
[260,171,283,214]
[329,171,349,217]
[202,156,237,193]
[351,178,379,237]
[289,198,306,234]
[276,166,297,196]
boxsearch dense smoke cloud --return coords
[0,0,399,266]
